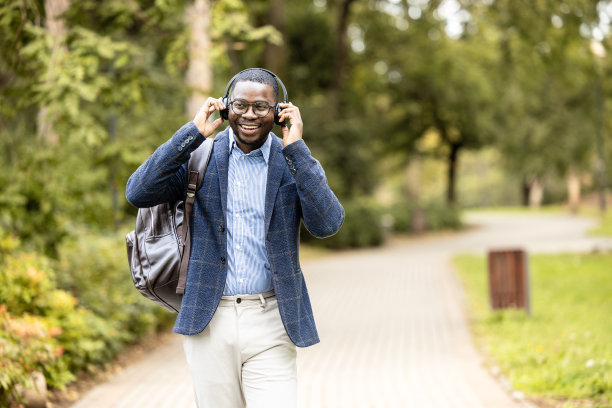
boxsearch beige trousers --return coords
[182,293,297,408]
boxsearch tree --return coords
[185,0,213,118]
[478,0,605,208]
[351,0,498,204]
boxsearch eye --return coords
[233,101,246,110]
[254,102,270,112]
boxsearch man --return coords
[126,68,344,407]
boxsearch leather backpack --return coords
[126,138,214,313]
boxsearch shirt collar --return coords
[228,127,272,164]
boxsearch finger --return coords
[279,111,295,122]
[210,117,223,130]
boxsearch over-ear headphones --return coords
[220,68,288,126]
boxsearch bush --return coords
[0,244,94,403]
[54,227,173,342]
[300,199,463,250]
[385,201,462,233]
[0,229,173,404]
[301,199,385,249]
[425,202,463,231]
[0,307,72,406]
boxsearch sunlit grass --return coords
[454,253,612,407]
[588,210,612,237]
[465,205,567,214]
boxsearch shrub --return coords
[301,199,385,249]
[54,227,173,342]
[0,229,173,404]
[0,246,88,403]
[0,307,72,406]
[425,202,462,231]
[385,201,462,233]
[300,199,463,250]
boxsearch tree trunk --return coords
[567,166,581,214]
[446,142,461,204]
[263,0,286,78]
[528,177,543,209]
[331,0,356,108]
[404,154,421,203]
[521,176,530,206]
[38,0,70,144]
[185,0,212,118]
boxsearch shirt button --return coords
[236,244,241,250]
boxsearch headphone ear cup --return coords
[274,104,282,126]
[220,97,229,120]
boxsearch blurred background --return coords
[1,0,611,406]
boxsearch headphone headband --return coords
[223,68,288,103]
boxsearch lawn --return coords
[588,210,612,237]
[454,253,612,407]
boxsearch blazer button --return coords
[219,225,225,232]
[220,257,226,264]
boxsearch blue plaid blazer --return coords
[126,122,344,347]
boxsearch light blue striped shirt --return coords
[223,128,273,295]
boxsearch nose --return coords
[242,105,257,119]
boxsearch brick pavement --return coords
[71,213,612,408]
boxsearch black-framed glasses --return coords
[229,99,273,117]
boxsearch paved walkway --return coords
[71,212,612,408]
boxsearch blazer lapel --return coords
[214,128,230,218]
[264,136,284,235]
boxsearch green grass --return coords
[454,253,612,407]
[465,205,567,214]
[588,211,612,237]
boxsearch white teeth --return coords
[242,125,258,130]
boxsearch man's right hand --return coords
[193,97,226,137]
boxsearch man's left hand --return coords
[278,102,303,147]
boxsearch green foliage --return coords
[55,227,173,340]
[301,199,384,249]
[589,210,612,237]
[454,253,612,406]
[0,240,79,401]
[385,201,462,233]
[301,198,463,249]
[0,308,72,406]
[0,231,171,402]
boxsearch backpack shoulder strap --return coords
[188,137,214,191]
[176,137,214,295]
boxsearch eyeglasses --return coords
[229,99,273,117]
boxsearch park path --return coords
[70,212,612,408]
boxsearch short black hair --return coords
[231,68,279,102]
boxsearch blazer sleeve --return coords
[281,139,345,238]
[126,122,206,208]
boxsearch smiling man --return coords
[126,68,344,407]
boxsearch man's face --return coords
[228,81,276,154]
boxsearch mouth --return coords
[239,123,261,131]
